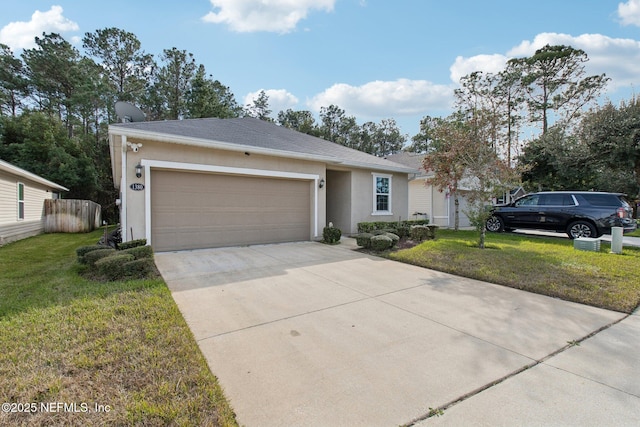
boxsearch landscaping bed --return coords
[0,231,237,426]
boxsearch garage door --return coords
[150,170,311,251]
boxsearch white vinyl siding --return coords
[0,170,53,225]
[0,171,14,225]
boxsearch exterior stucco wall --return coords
[348,169,409,234]
[114,136,327,243]
[326,170,352,233]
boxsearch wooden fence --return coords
[44,199,102,233]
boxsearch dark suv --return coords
[486,191,637,238]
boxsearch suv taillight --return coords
[617,207,626,218]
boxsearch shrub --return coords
[384,232,400,247]
[357,220,429,234]
[355,233,373,248]
[121,245,154,260]
[118,239,147,250]
[76,245,111,263]
[394,225,410,239]
[322,226,342,244]
[410,225,430,242]
[122,258,157,279]
[83,248,117,267]
[370,235,393,251]
[95,253,135,281]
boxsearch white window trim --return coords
[17,182,25,221]
[372,173,393,216]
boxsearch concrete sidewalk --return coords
[155,241,638,426]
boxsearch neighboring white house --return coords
[0,159,68,246]
[385,152,472,228]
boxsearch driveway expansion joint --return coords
[401,312,635,426]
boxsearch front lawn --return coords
[389,230,640,313]
[0,231,237,426]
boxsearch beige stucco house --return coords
[108,117,415,252]
[385,152,472,228]
[0,159,68,246]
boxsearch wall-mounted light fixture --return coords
[135,162,143,178]
[319,178,325,189]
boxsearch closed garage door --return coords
[151,170,311,251]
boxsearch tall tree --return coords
[82,27,154,105]
[244,90,273,122]
[0,44,29,116]
[277,109,318,135]
[318,105,358,148]
[407,115,443,153]
[22,33,91,137]
[455,67,525,166]
[510,44,609,134]
[580,97,640,197]
[0,112,98,199]
[369,118,405,156]
[185,64,241,119]
[155,47,197,120]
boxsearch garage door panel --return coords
[151,170,311,251]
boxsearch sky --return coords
[2,0,640,138]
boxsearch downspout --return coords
[120,135,128,243]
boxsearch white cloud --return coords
[0,5,79,50]
[449,54,509,84]
[244,89,299,115]
[618,0,640,26]
[202,0,335,33]
[308,79,454,119]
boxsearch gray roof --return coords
[385,152,427,174]
[110,117,416,173]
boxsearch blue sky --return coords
[2,1,640,138]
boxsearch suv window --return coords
[576,194,621,207]
[539,194,575,206]
[515,194,540,206]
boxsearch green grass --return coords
[389,230,640,313]
[0,231,237,426]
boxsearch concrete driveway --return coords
[155,240,638,427]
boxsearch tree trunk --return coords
[454,193,460,231]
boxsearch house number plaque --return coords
[130,183,145,191]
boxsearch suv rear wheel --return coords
[567,221,597,239]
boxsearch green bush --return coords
[410,225,430,241]
[121,245,154,260]
[322,226,342,244]
[370,235,393,251]
[410,225,438,241]
[357,220,429,234]
[95,253,135,281]
[83,248,117,267]
[76,245,111,263]
[118,239,147,250]
[355,233,373,248]
[384,232,400,247]
[122,258,156,279]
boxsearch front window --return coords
[17,182,24,220]
[372,173,392,215]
